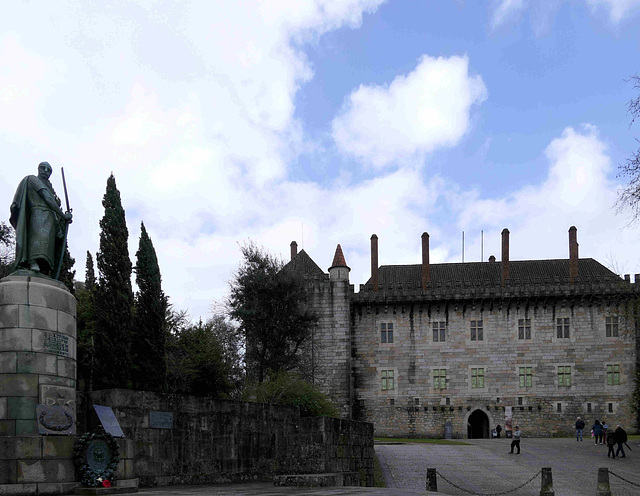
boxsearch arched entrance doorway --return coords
[467,409,490,439]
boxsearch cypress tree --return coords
[94,174,134,389]
[76,251,96,391]
[58,246,76,294]
[132,222,167,391]
[85,251,96,290]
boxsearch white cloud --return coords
[491,0,526,29]
[0,0,387,321]
[585,0,640,22]
[332,54,487,169]
[454,126,639,276]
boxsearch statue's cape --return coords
[10,175,49,268]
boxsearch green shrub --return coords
[242,371,338,417]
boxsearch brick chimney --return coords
[501,228,510,287]
[371,234,379,292]
[569,226,579,284]
[421,232,430,289]
[290,241,297,260]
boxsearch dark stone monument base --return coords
[0,481,78,495]
[74,479,139,495]
[273,473,359,487]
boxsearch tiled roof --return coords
[356,258,634,300]
[281,249,326,278]
[330,244,348,269]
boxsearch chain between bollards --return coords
[427,468,543,495]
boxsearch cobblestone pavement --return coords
[136,438,640,496]
[376,437,640,496]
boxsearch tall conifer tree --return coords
[132,222,167,391]
[76,251,96,391]
[58,246,76,294]
[94,174,134,389]
[85,251,96,290]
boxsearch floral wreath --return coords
[73,427,120,487]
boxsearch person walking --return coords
[615,425,627,458]
[592,419,604,445]
[602,420,609,444]
[575,417,585,441]
[495,424,502,439]
[509,426,521,454]
[606,426,616,458]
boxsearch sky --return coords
[1,0,640,322]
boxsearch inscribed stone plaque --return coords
[43,332,69,356]
[149,411,173,429]
[40,385,76,409]
[93,405,125,438]
[36,404,75,435]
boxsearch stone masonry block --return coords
[19,305,57,332]
[116,438,135,459]
[36,482,79,495]
[15,420,38,436]
[0,305,19,329]
[38,376,74,388]
[42,437,75,459]
[0,437,42,460]
[0,460,17,484]
[0,374,38,396]
[124,459,135,479]
[17,352,57,375]
[0,483,38,495]
[0,280,28,305]
[8,397,37,420]
[56,357,76,379]
[0,420,15,436]
[0,397,6,419]
[0,352,16,373]
[17,459,75,483]
[56,311,76,338]
[0,329,31,352]
[27,280,75,316]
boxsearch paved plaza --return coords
[138,437,640,496]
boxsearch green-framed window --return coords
[558,366,571,387]
[433,369,446,389]
[381,370,394,390]
[606,364,620,385]
[471,368,485,388]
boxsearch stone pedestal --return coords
[0,273,77,495]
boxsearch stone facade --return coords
[79,389,374,487]
[285,228,639,438]
[0,274,78,495]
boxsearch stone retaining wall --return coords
[80,389,374,487]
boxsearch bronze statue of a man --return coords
[10,162,73,276]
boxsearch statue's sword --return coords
[54,167,72,281]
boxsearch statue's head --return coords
[38,161,52,179]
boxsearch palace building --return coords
[284,227,639,438]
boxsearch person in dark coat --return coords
[592,419,604,445]
[575,417,585,441]
[606,427,616,458]
[615,425,627,458]
[509,426,521,454]
[495,424,502,438]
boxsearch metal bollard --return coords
[426,468,438,492]
[540,467,554,496]
[596,467,612,496]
